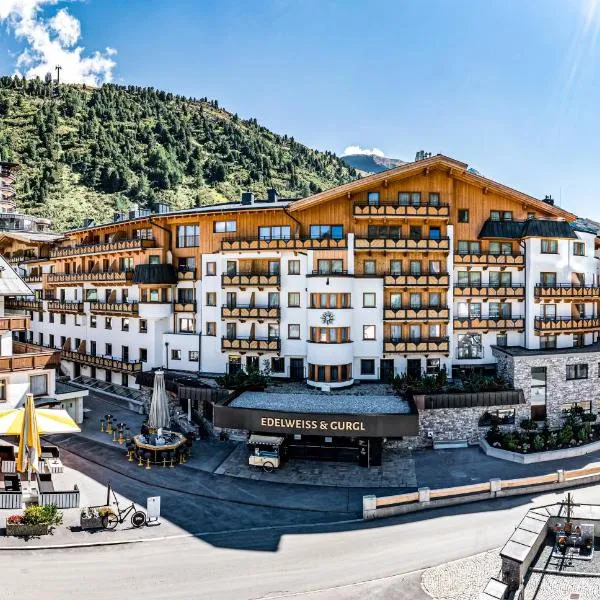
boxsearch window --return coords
[310,225,344,240]
[206,262,216,276]
[458,209,469,223]
[258,225,291,240]
[178,256,196,274]
[49,334,54,348]
[489,242,513,255]
[489,271,512,288]
[409,325,421,340]
[317,259,343,274]
[410,260,421,275]
[171,349,181,360]
[531,367,547,406]
[139,319,147,333]
[429,292,441,307]
[49,313,54,324]
[271,357,285,373]
[361,359,375,375]
[226,261,237,275]
[429,227,441,240]
[540,272,557,286]
[457,271,481,287]
[38,312,43,322]
[457,240,481,255]
[206,292,216,306]
[206,322,216,336]
[363,325,376,340]
[398,192,410,205]
[105,343,112,356]
[288,324,300,339]
[90,315,97,328]
[368,225,400,239]
[566,364,588,380]
[573,242,585,256]
[29,374,48,396]
[429,192,440,205]
[268,292,280,307]
[409,225,421,240]
[541,239,558,254]
[503,211,513,221]
[411,192,421,205]
[288,292,301,307]
[490,211,500,221]
[363,260,376,275]
[105,317,112,330]
[189,351,199,362]
[268,323,280,339]
[179,318,195,333]
[139,348,148,362]
[363,293,376,308]
[429,260,441,274]
[573,334,585,348]
[176,224,199,248]
[457,333,483,359]
[122,318,129,332]
[214,220,236,233]
[540,335,557,350]
[367,192,380,206]
[60,313,66,325]
[288,260,300,275]
[390,260,401,275]
[496,334,508,347]
[410,293,422,309]
[426,358,441,374]
[541,303,556,318]
[134,228,153,240]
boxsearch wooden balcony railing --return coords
[383,337,450,354]
[47,301,84,314]
[454,285,525,298]
[89,302,139,316]
[174,301,196,312]
[353,202,450,219]
[5,299,43,311]
[47,270,134,286]
[355,237,450,251]
[383,307,450,321]
[454,253,524,267]
[50,238,154,258]
[0,342,60,373]
[453,317,525,330]
[0,315,30,332]
[22,274,43,284]
[534,316,600,333]
[221,273,280,287]
[221,337,281,352]
[222,237,346,251]
[384,273,449,287]
[534,284,600,300]
[221,306,280,319]
[61,350,142,373]
[177,268,196,281]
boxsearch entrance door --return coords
[228,356,242,375]
[289,358,304,381]
[246,356,259,371]
[407,359,421,380]
[380,359,394,382]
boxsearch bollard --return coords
[137,454,143,467]
[112,429,118,443]
[100,419,105,432]
[107,421,113,435]
[169,457,174,468]
[162,456,167,468]
[362,495,377,520]
[418,487,430,504]
[146,457,151,470]
[128,450,134,462]
[118,431,124,445]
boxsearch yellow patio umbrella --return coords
[17,394,41,474]
[0,406,81,437]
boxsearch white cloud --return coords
[0,1,117,86]
[342,145,386,157]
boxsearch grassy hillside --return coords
[0,76,357,230]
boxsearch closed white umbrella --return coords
[148,370,170,429]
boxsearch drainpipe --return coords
[283,206,303,238]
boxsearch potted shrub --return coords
[6,504,62,537]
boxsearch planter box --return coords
[6,523,49,537]
[480,437,600,464]
[80,515,104,530]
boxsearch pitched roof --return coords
[0,255,33,296]
[288,154,577,220]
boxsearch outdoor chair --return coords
[36,473,54,494]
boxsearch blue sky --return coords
[1,0,600,217]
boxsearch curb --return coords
[0,517,363,551]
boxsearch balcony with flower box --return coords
[354,236,450,252]
[383,337,450,354]
[61,350,142,374]
[453,252,524,268]
[383,307,450,321]
[49,238,155,258]
[0,342,60,373]
[221,237,346,252]
[221,305,280,320]
[453,284,525,299]
[453,316,525,330]
[353,201,450,219]
[221,337,281,352]
[221,272,280,287]
[534,284,600,301]
[534,316,600,334]
[384,272,449,287]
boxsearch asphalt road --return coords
[4,483,600,600]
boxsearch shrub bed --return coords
[6,504,63,537]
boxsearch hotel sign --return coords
[213,405,419,437]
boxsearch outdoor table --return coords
[44,457,63,474]
[132,431,186,464]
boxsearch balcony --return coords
[384,272,449,287]
[89,302,139,316]
[0,315,30,332]
[221,306,280,320]
[61,350,142,374]
[221,337,281,352]
[384,337,450,354]
[22,274,43,284]
[0,342,60,372]
[453,316,525,330]
[221,237,346,252]
[454,253,524,267]
[50,238,155,258]
[353,201,450,219]
[47,270,134,286]
[534,316,600,333]
[534,284,600,301]
[383,307,450,321]
[5,299,42,311]
[221,273,280,287]
[177,267,196,281]
[355,237,450,252]
[175,301,196,312]
[454,285,525,298]
[47,301,84,314]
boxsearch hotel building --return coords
[3,154,600,446]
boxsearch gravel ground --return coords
[230,390,411,414]
[421,550,501,600]
[268,381,398,396]
[524,572,600,599]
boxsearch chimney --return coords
[266,188,278,203]
[241,192,254,205]
[543,194,555,206]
